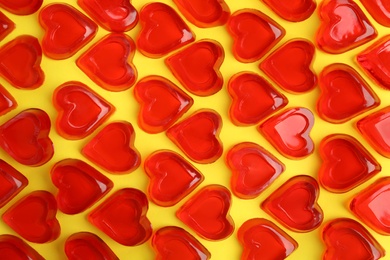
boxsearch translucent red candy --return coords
[0,0,43,15]
[0,234,44,260]
[0,84,16,116]
[177,185,234,240]
[261,175,323,232]
[88,188,152,246]
[144,150,204,207]
[360,0,390,27]
[0,11,14,41]
[165,40,224,96]
[134,76,193,134]
[227,9,285,63]
[261,0,316,22]
[0,160,27,209]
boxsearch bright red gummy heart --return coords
[88,188,152,246]
[53,81,115,140]
[0,84,17,116]
[77,33,137,92]
[238,218,298,260]
[260,39,317,93]
[177,185,234,240]
[134,75,193,134]
[82,121,141,174]
[0,109,54,166]
[0,35,44,89]
[227,9,285,63]
[137,2,195,58]
[316,0,377,54]
[2,190,60,243]
[166,40,224,96]
[167,109,223,164]
[322,218,385,260]
[360,0,390,27]
[259,107,314,159]
[0,159,28,209]
[0,11,14,42]
[0,0,43,15]
[261,175,323,232]
[51,159,114,215]
[0,234,44,260]
[152,226,211,260]
[261,0,316,22]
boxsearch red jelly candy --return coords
[82,121,141,174]
[317,63,380,124]
[166,40,224,96]
[322,218,385,260]
[360,0,390,27]
[65,232,119,260]
[0,234,44,260]
[0,84,17,116]
[134,76,193,134]
[261,175,323,232]
[226,142,285,199]
[228,72,288,126]
[319,134,381,193]
[144,150,204,207]
[227,9,285,63]
[167,109,223,164]
[259,107,314,159]
[316,0,377,54]
[261,0,316,22]
[39,3,97,60]
[51,159,113,215]
[0,108,54,166]
[0,35,44,89]
[0,160,27,208]
[53,81,115,140]
[0,11,14,41]
[2,190,60,243]
[238,218,298,260]
[77,33,137,92]
[177,185,234,240]
[137,2,195,58]
[152,226,211,260]
[260,39,317,93]
[0,0,43,15]
[88,188,152,246]
[78,0,138,32]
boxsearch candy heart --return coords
[238,218,298,259]
[152,226,211,260]
[261,0,316,22]
[53,81,115,140]
[78,0,138,32]
[51,159,114,214]
[227,9,285,63]
[2,190,60,243]
[0,11,14,41]
[319,134,381,193]
[0,234,44,259]
[88,188,152,246]
[322,218,385,260]
[228,72,288,126]
[0,159,28,208]
[0,0,43,15]
[167,109,223,164]
[261,175,323,232]
[260,39,317,93]
[226,142,285,199]
[316,0,377,54]
[0,84,16,116]
[134,75,193,134]
[0,109,54,166]
[137,2,195,58]
[82,121,141,174]
[0,35,44,89]
[144,150,204,207]
[77,33,137,92]
[259,107,314,159]
[317,63,380,123]
[39,3,98,60]
[166,40,224,96]
[360,0,390,27]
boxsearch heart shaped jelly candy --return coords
[0,0,43,15]
[0,11,14,41]
[0,234,44,259]
[0,159,28,208]
[261,0,316,22]
[0,84,16,116]
[360,0,390,27]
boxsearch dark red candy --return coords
[0,0,43,15]
[261,0,316,22]
[360,0,390,27]
[0,234,44,260]
[0,159,27,208]
[0,84,16,116]
[0,11,14,41]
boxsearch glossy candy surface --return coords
[261,0,316,22]
[0,84,16,116]
[0,159,28,208]
[0,11,14,41]
[0,0,43,15]
[360,0,390,27]
[0,234,44,260]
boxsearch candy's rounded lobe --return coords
[261,175,323,232]
[0,0,43,15]
[177,185,234,240]
[226,142,285,199]
[261,0,316,22]
[322,218,385,260]
[137,2,195,58]
[152,226,211,260]
[0,160,28,209]
[238,218,298,260]
[88,188,152,246]
[77,33,137,92]
[166,40,224,96]
[0,234,44,260]
[360,0,390,27]
[227,9,285,63]
[53,81,115,140]
[0,108,54,166]
[144,150,204,207]
[0,11,14,41]
[134,76,193,134]
[316,0,377,54]
[0,84,17,116]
